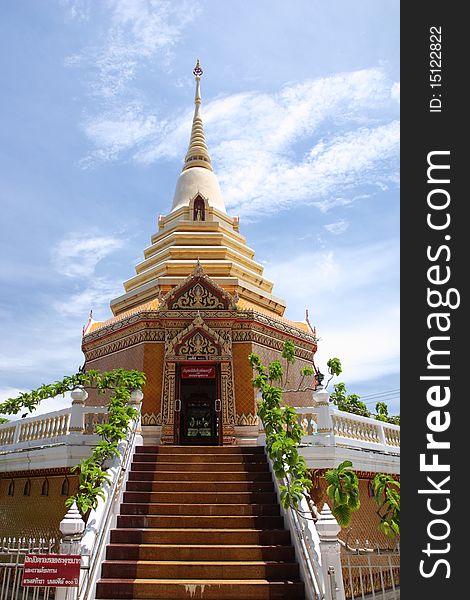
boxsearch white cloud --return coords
[53,278,122,317]
[264,240,399,384]
[391,81,400,103]
[81,103,163,166]
[50,232,124,318]
[51,234,123,278]
[59,0,90,22]
[314,306,400,383]
[82,67,399,217]
[266,239,398,303]
[324,220,349,235]
[66,0,200,99]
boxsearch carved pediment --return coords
[166,315,231,358]
[159,262,238,310]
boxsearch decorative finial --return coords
[182,60,212,172]
[193,59,203,78]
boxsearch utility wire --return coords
[360,388,400,399]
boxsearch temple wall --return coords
[232,342,256,423]
[251,342,315,408]
[84,344,145,406]
[0,472,79,539]
[310,473,400,548]
[142,342,165,423]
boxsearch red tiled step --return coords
[135,446,265,454]
[119,503,280,516]
[95,578,304,599]
[128,470,272,482]
[100,559,300,580]
[105,544,296,562]
[135,453,267,463]
[122,491,278,504]
[116,515,285,530]
[125,480,274,493]
[130,459,270,470]
[109,528,292,546]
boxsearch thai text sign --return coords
[22,554,81,587]
[181,365,216,379]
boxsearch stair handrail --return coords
[78,392,143,600]
[263,449,324,600]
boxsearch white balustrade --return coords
[0,393,110,451]
[0,425,16,445]
[295,393,400,454]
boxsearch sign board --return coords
[181,365,216,379]
[22,554,81,588]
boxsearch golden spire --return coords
[182,60,213,172]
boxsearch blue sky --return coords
[0,0,399,416]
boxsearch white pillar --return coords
[129,389,144,442]
[315,504,346,600]
[377,421,387,448]
[69,388,88,433]
[56,502,85,600]
[313,387,334,446]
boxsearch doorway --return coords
[177,364,221,445]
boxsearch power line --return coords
[363,397,400,406]
[360,388,400,399]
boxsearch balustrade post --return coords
[129,389,144,442]
[13,421,21,444]
[56,501,85,600]
[316,504,346,600]
[69,388,88,433]
[377,421,387,447]
[313,387,334,446]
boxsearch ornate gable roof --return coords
[166,314,231,358]
[159,262,238,310]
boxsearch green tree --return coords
[371,473,400,537]
[374,401,400,425]
[330,382,371,418]
[325,357,342,388]
[324,460,360,527]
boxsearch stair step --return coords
[119,503,280,516]
[109,528,291,545]
[130,459,270,471]
[116,515,284,529]
[126,481,274,493]
[123,491,278,504]
[128,470,272,482]
[97,446,304,600]
[138,454,268,463]
[105,544,296,562]
[95,578,304,599]
[135,446,265,454]
[101,560,300,580]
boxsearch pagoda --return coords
[82,61,317,446]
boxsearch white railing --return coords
[341,544,400,599]
[295,389,400,454]
[263,448,349,600]
[330,410,400,453]
[0,537,58,600]
[0,389,108,452]
[76,390,143,600]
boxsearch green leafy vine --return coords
[0,368,146,515]
[371,473,400,537]
[324,460,360,527]
[249,341,313,509]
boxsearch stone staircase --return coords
[95,445,305,599]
